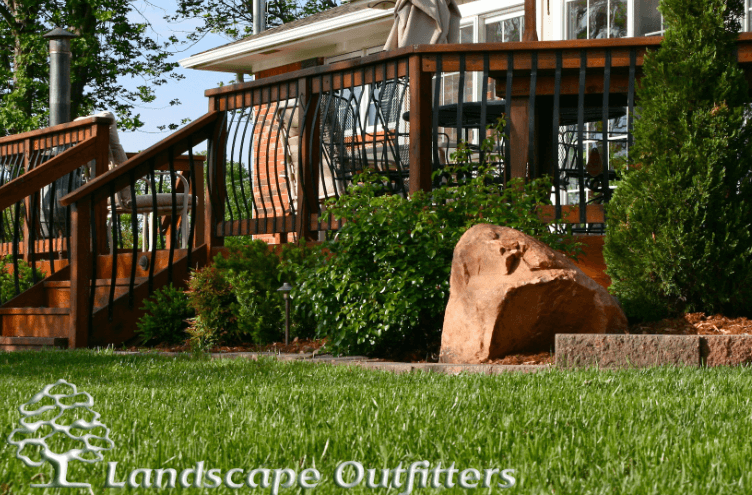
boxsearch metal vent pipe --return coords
[253,0,266,35]
[44,27,77,126]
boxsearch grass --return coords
[2,350,752,494]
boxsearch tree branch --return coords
[0,1,18,31]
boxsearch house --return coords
[176,0,678,243]
[3,0,752,350]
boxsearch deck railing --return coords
[200,36,697,242]
[0,116,111,303]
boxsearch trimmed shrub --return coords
[185,240,317,347]
[136,283,194,344]
[294,120,582,357]
[604,0,752,321]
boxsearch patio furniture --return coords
[83,112,194,252]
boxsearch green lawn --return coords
[1,350,752,494]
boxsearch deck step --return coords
[44,278,150,308]
[0,336,68,351]
[0,307,69,315]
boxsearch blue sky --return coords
[115,0,236,153]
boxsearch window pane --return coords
[567,0,588,39]
[485,21,503,43]
[460,25,474,43]
[638,0,662,36]
[610,0,628,37]
[503,17,524,42]
[590,0,608,39]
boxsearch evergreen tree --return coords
[604,0,752,320]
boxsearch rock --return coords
[439,224,627,364]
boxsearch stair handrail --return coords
[59,111,221,208]
[57,110,224,349]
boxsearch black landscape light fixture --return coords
[277,282,292,346]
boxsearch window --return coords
[485,15,524,42]
[565,0,628,39]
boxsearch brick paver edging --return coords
[556,334,752,368]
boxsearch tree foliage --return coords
[0,0,182,135]
[604,0,752,320]
[169,0,338,42]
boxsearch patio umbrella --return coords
[383,0,461,51]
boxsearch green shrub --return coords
[185,264,237,346]
[0,255,45,303]
[604,0,752,321]
[136,283,194,344]
[294,119,582,356]
[185,240,317,346]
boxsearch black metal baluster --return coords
[553,51,563,222]
[246,94,262,233]
[578,50,587,225]
[262,89,279,234]
[432,55,442,186]
[148,160,158,295]
[235,106,254,225]
[167,148,177,285]
[602,49,611,205]
[186,140,197,270]
[527,52,538,181]
[457,54,466,155]
[479,53,489,168]
[505,52,514,184]
[128,172,138,309]
[108,184,117,321]
[272,88,289,235]
[628,48,636,152]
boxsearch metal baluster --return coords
[505,52,514,184]
[128,172,138,309]
[108,184,117,321]
[578,50,587,225]
[167,148,177,285]
[553,51,563,222]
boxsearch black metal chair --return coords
[319,92,365,197]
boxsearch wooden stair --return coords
[0,247,207,351]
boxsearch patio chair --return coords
[319,92,366,195]
[77,112,194,252]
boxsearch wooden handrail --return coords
[0,116,113,146]
[0,135,99,212]
[60,111,221,207]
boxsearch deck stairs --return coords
[0,248,207,350]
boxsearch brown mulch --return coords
[126,338,328,355]
[627,312,752,336]
[125,313,752,367]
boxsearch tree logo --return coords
[7,379,114,488]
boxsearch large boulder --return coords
[440,224,627,363]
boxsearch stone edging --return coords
[556,334,752,368]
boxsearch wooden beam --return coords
[523,0,538,42]
[409,55,433,194]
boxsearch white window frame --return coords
[563,0,630,40]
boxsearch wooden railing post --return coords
[409,54,433,194]
[298,77,320,241]
[92,123,110,255]
[69,199,91,348]
[205,110,227,258]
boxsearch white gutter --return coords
[179,7,393,70]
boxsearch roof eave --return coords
[179,7,393,72]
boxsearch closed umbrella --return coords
[383,0,461,51]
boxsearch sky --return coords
[115,0,238,153]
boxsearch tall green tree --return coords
[0,0,182,135]
[604,0,752,320]
[169,0,338,42]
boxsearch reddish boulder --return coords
[440,224,627,364]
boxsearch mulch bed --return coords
[125,313,752,367]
